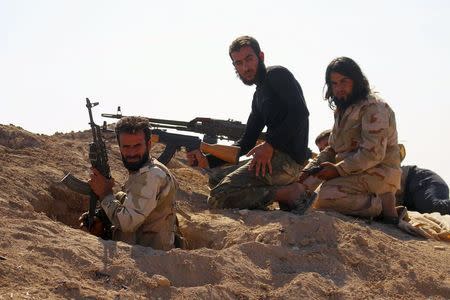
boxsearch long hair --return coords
[324,57,370,110]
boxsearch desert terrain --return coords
[0,124,448,299]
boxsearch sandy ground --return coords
[0,124,449,300]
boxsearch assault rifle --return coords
[102,106,265,144]
[150,129,240,165]
[61,98,112,237]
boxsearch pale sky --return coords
[1,0,450,183]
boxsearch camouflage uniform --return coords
[208,150,302,209]
[206,160,249,188]
[309,95,402,217]
[100,158,177,250]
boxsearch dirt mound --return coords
[0,124,449,299]
[0,125,43,149]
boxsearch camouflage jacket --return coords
[100,158,177,250]
[312,95,402,190]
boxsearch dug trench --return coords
[26,156,221,251]
[41,181,223,251]
[0,125,219,250]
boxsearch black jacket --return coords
[209,66,310,167]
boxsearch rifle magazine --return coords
[60,173,91,195]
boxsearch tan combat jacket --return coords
[101,158,177,250]
[314,95,402,191]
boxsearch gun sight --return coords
[86,98,99,108]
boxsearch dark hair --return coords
[229,36,261,59]
[324,57,370,109]
[115,116,151,144]
[315,129,332,146]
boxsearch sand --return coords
[0,124,449,299]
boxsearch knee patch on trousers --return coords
[315,193,382,217]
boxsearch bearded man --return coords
[314,129,450,215]
[188,36,314,212]
[302,57,402,222]
[87,116,178,250]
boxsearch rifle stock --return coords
[199,142,240,165]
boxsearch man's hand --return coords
[247,142,274,177]
[79,212,105,237]
[316,162,340,181]
[186,149,210,168]
[298,165,324,183]
[88,168,114,199]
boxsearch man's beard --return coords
[121,150,150,172]
[237,60,267,86]
[332,93,361,111]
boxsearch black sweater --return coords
[208,65,310,167]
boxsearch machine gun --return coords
[102,106,265,144]
[102,106,264,165]
[61,98,112,238]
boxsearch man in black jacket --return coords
[188,36,313,212]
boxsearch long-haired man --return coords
[302,57,402,222]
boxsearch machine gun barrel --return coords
[102,113,190,127]
[102,110,265,143]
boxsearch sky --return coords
[1,0,450,183]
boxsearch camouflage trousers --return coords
[207,150,302,209]
[314,171,399,217]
